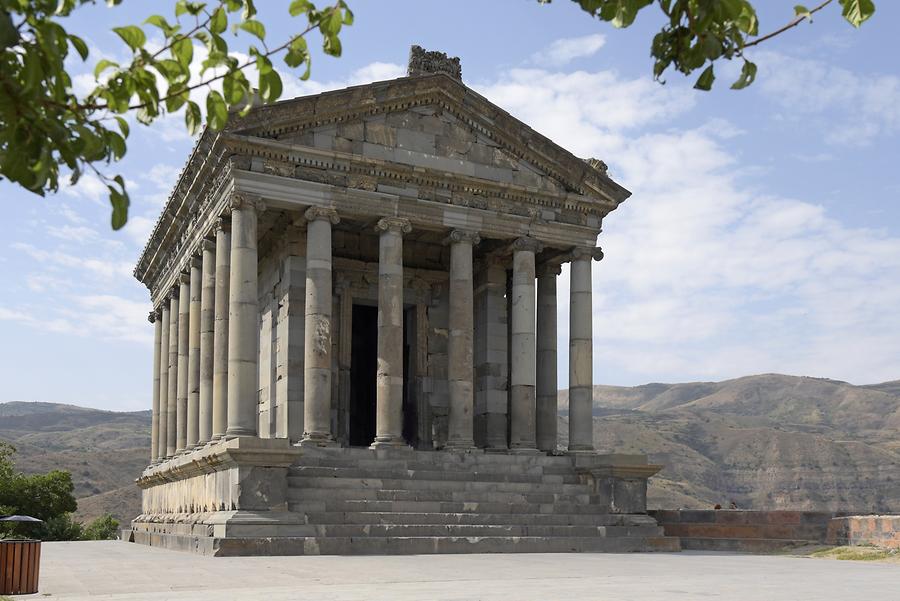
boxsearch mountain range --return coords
[1,373,898,523]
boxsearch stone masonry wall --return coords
[827,515,900,549]
[650,510,843,544]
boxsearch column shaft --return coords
[176,274,190,453]
[149,311,162,463]
[568,248,599,452]
[226,196,263,437]
[301,207,339,446]
[509,238,541,451]
[187,259,201,449]
[372,217,411,448]
[166,291,179,457]
[212,220,231,440]
[446,230,478,450]
[199,240,216,445]
[536,264,560,452]
[157,305,170,461]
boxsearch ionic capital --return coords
[375,217,412,235]
[189,254,202,269]
[178,271,191,285]
[148,309,160,324]
[200,238,216,253]
[569,246,604,262]
[510,236,543,255]
[229,193,266,213]
[169,286,180,300]
[304,206,340,225]
[215,216,231,233]
[445,229,481,246]
[537,262,562,277]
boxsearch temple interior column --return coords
[372,217,411,448]
[226,195,263,438]
[176,272,190,453]
[166,288,179,457]
[212,218,230,441]
[300,207,339,446]
[474,257,509,450]
[157,304,170,461]
[445,229,479,450]
[536,262,560,452]
[198,239,216,445]
[568,247,601,453]
[509,237,541,452]
[149,309,162,463]
[187,257,202,449]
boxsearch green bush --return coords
[40,514,84,541]
[83,514,119,541]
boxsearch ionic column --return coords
[568,246,602,453]
[372,217,411,448]
[166,287,179,457]
[536,262,561,452]
[509,237,542,452]
[212,218,231,441]
[187,257,202,449]
[300,207,340,446]
[149,309,162,464]
[176,272,190,453]
[157,304,170,461]
[445,229,479,450]
[226,195,264,438]
[198,238,216,445]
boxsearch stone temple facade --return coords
[129,47,676,556]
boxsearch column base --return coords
[508,446,542,455]
[370,436,407,449]
[296,433,337,448]
[443,440,476,452]
[225,427,256,438]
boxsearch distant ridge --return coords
[1,373,898,521]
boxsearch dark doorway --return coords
[349,304,377,446]
[401,307,417,448]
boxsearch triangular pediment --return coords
[226,74,629,204]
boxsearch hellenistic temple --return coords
[129,47,675,555]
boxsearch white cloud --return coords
[476,63,900,386]
[534,34,607,67]
[753,50,900,146]
[11,242,133,280]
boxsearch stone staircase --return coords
[270,447,680,555]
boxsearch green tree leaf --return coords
[730,60,757,90]
[839,0,875,27]
[238,19,265,41]
[68,34,89,60]
[206,90,228,129]
[694,64,715,91]
[112,25,146,51]
[185,100,203,135]
[210,7,227,34]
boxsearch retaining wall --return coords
[827,515,900,549]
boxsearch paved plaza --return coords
[21,541,898,600]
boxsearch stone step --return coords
[300,511,658,527]
[288,499,617,515]
[302,523,665,538]
[288,465,581,485]
[214,535,681,556]
[678,537,813,553]
[287,476,590,495]
[288,486,594,505]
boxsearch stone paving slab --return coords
[14,541,897,601]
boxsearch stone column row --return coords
[503,238,601,454]
[148,194,267,465]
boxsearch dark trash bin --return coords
[0,538,41,595]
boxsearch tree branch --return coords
[743,0,833,49]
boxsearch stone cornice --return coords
[227,73,629,204]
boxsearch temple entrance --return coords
[348,303,418,448]
[349,304,377,446]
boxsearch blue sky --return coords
[1,1,898,411]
